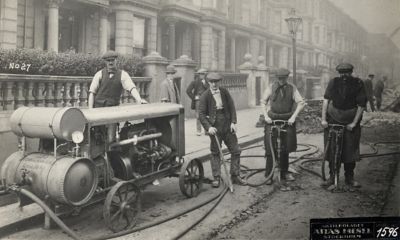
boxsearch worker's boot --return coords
[212,176,220,188]
[344,163,361,188]
[321,175,334,188]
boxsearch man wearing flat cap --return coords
[186,68,209,136]
[198,72,242,188]
[88,50,147,142]
[262,68,305,189]
[321,63,367,188]
[363,74,375,112]
[160,65,180,103]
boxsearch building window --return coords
[327,32,332,48]
[273,10,281,33]
[297,23,303,41]
[132,16,146,57]
[17,0,34,48]
[258,0,266,25]
[314,26,319,44]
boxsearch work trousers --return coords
[195,100,203,133]
[209,111,241,178]
[376,97,382,110]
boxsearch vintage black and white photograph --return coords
[0,0,399,239]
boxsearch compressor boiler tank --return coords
[9,106,86,141]
[1,152,98,206]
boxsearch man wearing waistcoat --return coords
[321,63,366,188]
[198,72,242,188]
[186,68,209,136]
[262,68,305,188]
[160,65,180,103]
[88,51,146,141]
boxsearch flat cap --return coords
[166,65,177,74]
[207,72,222,82]
[336,63,354,73]
[196,68,208,74]
[276,68,290,77]
[368,73,375,77]
[102,50,118,60]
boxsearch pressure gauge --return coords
[72,131,84,144]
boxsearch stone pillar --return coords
[148,17,157,53]
[0,0,18,49]
[172,55,197,117]
[279,46,288,68]
[239,53,257,107]
[115,9,133,55]
[256,56,269,104]
[99,8,109,54]
[230,36,236,71]
[218,29,226,71]
[193,25,201,63]
[250,37,259,64]
[200,24,212,69]
[47,0,63,52]
[261,39,267,62]
[157,22,162,53]
[142,52,169,103]
[268,45,274,67]
[166,17,177,60]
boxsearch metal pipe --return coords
[109,133,162,148]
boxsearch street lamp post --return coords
[285,9,302,87]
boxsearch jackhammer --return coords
[322,123,345,191]
[268,120,289,186]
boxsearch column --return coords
[142,52,169,103]
[193,25,200,63]
[172,55,197,117]
[250,37,259,64]
[47,0,63,52]
[230,36,236,71]
[268,45,274,67]
[166,17,177,60]
[147,17,157,53]
[200,24,212,69]
[99,8,109,54]
[115,9,133,55]
[218,29,226,71]
[157,23,162,53]
[261,39,267,62]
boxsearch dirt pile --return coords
[297,100,323,134]
[361,111,400,142]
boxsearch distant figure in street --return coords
[186,68,209,136]
[374,76,387,111]
[321,63,367,188]
[88,50,147,142]
[199,72,242,188]
[363,74,375,112]
[262,68,305,189]
[160,65,180,103]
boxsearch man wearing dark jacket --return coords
[199,72,242,188]
[186,68,209,136]
[321,63,367,188]
[374,76,386,111]
[363,74,375,112]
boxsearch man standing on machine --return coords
[321,63,367,188]
[262,68,305,189]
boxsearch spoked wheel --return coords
[103,181,141,232]
[179,158,204,198]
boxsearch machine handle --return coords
[109,132,162,148]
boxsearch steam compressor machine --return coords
[0,103,204,232]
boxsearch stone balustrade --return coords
[0,74,151,111]
[220,73,248,91]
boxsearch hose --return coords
[170,186,229,240]
[90,185,228,240]
[16,188,81,240]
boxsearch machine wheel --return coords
[179,158,204,198]
[103,181,141,232]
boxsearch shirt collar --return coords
[210,88,220,95]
